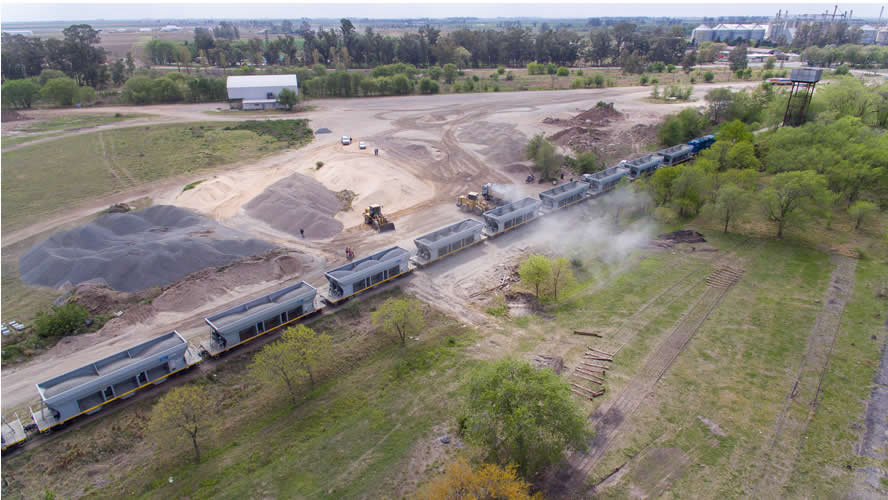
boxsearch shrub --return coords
[497,65,506,74]
[834,65,850,75]
[640,74,650,85]
[571,77,585,89]
[556,66,569,77]
[667,64,676,73]
[546,63,558,75]
[505,72,515,81]
[576,69,584,76]
[704,71,715,82]
[1,79,41,109]
[40,77,79,106]
[33,303,90,338]
[472,74,480,82]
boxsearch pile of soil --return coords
[657,230,706,243]
[456,121,527,164]
[244,172,345,239]
[1,110,28,123]
[543,102,623,129]
[20,205,274,292]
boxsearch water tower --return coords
[782,68,822,127]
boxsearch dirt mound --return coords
[244,172,344,239]
[575,102,622,124]
[657,230,706,243]
[150,248,314,314]
[548,126,587,143]
[1,110,28,122]
[19,205,274,292]
[456,121,527,164]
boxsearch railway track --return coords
[551,242,751,497]
[750,255,857,498]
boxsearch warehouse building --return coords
[226,74,299,110]
[692,24,767,44]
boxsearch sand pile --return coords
[20,205,274,292]
[244,172,344,239]
[456,121,527,164]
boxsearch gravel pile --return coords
[244,172,344,239]
[20,205,274,292]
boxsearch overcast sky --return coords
[2,1,886,23]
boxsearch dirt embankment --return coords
[544,102,659,162]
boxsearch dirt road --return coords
[1,81,760,415]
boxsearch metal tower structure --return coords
[782,68,823,127]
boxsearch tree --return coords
[681,50,697,73]
[760,170,832,238]
[848,200,877,230]
[764,56,776,70]
[571,151,601,174]
[718,120,753,144]
[461,359,588,478]
[524,135,561,181]
[709,183,750,233]
[1,79,41,109]
[40,77,79,106]
[372,296,425,346]
[728,44,748,72]
[61,24,107,87]
[549,257,575,301]
[587,29,612,66]
[724,141,761,171]
[428,65,443,81]
[416,458,542,500]
[519,255,551,299]
[32,303,89,338]
[442,63,458,84]
[705,87,734,123]
[277,88,300,110]
[249,325,332,402]
[148,385,214,463]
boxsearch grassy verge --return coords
[1,289,479,499]
[19,113,146,133]
[0,120,312,235]
[787,259,888,497]
[1,131,66,147]
[586,234,845,498]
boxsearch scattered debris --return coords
[532,355,565,374]
[574,330,603,337]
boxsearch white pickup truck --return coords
[341,136,352,145]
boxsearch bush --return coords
[704,71,715,82]
[576,69,584,76]
[556,66,569,76]
[472,74,480,82]
[505,72,515,81]
[428,65,443,81]
[33,303,90,338]
[834,65,850,75]
[667,64,676,73]
[497,65,506,75]
[489,73,498,81]
[571,77,585,89]
[647,61,666,73]
[640,74,650,85]
[546,63,558,75]
[419,78,440,94]
[40,77,79,106]
[1,79,41,109]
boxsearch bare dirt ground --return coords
[1,81,759,415]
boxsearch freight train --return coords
[1,134,715,452]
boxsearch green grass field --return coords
[20,113,146,133]
[0,120,311,235]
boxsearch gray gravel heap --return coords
[20,205,274,292]
[244,172,344,239]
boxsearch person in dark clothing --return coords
[300,229,305,238]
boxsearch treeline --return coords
[121,72,227,104]
[641,77,887,239]
[802,44,888,69]
[1,26,117,86]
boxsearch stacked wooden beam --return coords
[570,346,614,400]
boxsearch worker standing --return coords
[300,229,305,238]
[374,148,379,156]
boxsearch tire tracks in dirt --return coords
[546,244,751,498]
[750,255,857,499]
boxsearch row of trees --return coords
[2,71,99,108]
[803,44,888,69]
[1,26,115,87]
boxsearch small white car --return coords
[341,136,352,145]
[359,141,367,150]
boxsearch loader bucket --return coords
[378,222,396,232]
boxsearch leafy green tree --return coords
[703,70,715,83]
[728,44,748,72]
[419,78,439,94]
[1,79,41,108]
[529,138,561,181]
[764,56,776,70]
[705,88,733,123]
[277,88,300,110]
[249,325,332,401]
[77,85,96,105]
[61,24,108,87]
[658,108,706,146]
[461,359,588,478]
[519,255,552,298]
[32,303,90,338]
[709,183,750,233]
[556,66,569,76]
[724,141,761,170]
[148,385,214,463]
[571,151,601,174]
[718,120,753,144]
[40,77,79,106]
[760,170,832,238]
[848,200,877,230]
[442,63,458,84]
[428,65,443,81]
[372,296,425,346]
[681,50,697,73]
